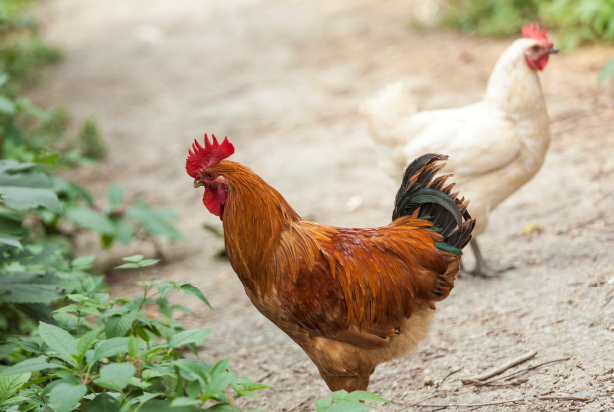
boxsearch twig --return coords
[538,396,590,401]
[440,368,460,384]
[482,357,570,384]
[460,350,537,384]
[288,395,313,411]
[414,398,525,408]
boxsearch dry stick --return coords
[478,357,571,385]
[439,369,461,385]
[460,350,537,384]
[413,398,525,408]
[539,396,591,402]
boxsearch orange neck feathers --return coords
[206,160,301,292]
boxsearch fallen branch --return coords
[539,396,590,402]
[414,398,525,408]
[460,350,537,384]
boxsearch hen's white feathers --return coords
[362,38,552,235]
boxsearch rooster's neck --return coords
[220,163,300,292]
[484,39,547,117]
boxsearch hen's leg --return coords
[469,239,514,278]
[459,261,472,278]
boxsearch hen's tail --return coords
[359,81,417,148]
[392,153,475,255]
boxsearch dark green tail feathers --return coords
[392,154,475,255]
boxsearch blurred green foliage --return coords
[440,0,614,80]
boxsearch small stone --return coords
[423,376,434,386]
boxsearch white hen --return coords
[361,24,557,277]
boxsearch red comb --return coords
[522,22,553,47]
[186,134,235,179]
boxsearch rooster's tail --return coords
[359,81,417,148]
[392,154,475,255]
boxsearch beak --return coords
[194,180,204,188]
[548,46,559,54]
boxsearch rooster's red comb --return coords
[186,134,235,179]
[522,22,553,47]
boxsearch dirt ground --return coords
[31,0,614,410]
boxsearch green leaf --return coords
[82,276,96,292]
[96,363,136,391]
[86,393,121,412]
[0,271,63,303]
[0,373,30,400]
[50,383,87,412]
[170,328,211,348]
[115,263,139,269]
[105,314,132,338]
[66,206,115,234]
[156,286,172,298]
[113,218,133,245]
[171,398,200,407]
[178,284,211,309]
[67,294,87,303]
[92,337,130,361]
[128,336,139,357]
[127,204,184,240]
[123,254,144,263]
[138,259,159,267]
[39,321,76,357]
[14,338,47,353]
[0,171,63,214]
[80,305,101,316]
[129,376,151,390]
[77,329,100,355]
[0,95,16,115]
[53,304,80,313]
[120,393,164,412]
[107,183,124,207]
[0,357,60,375]
[135,399,195,412]
[328,401,373,412]
[315,398,334,412]
[0,236,22,250]
[141,369,165,380]
[72,255,96,269]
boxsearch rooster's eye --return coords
[532,45,540,52]
[206,173,214,179]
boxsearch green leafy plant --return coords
[66,183,184,252]
[0,256,271,411]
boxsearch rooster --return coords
[187,134,474,392]
[360,23,557,277]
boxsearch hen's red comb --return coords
[522,22,553,47]
[186,134,235,179]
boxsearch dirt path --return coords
[33,0,614,410]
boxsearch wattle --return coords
[203,188,223,220]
